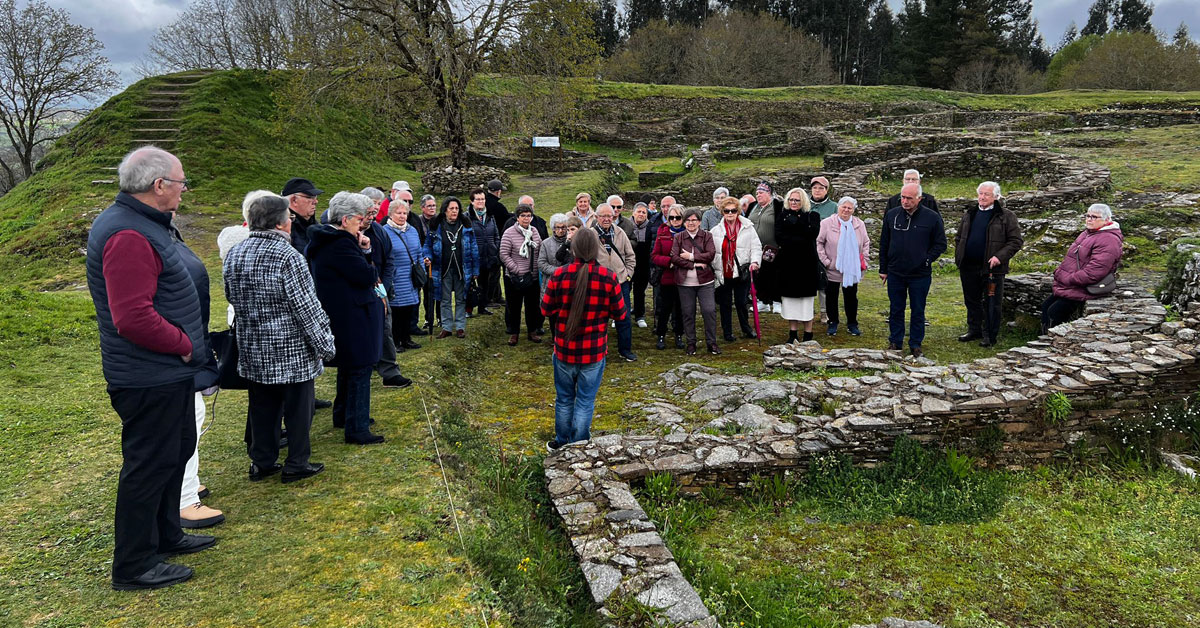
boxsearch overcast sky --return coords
[45,0,1200,90]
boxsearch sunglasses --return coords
[722,208,739,214]
[668,215,683,221]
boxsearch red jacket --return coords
[1052,222,1123,301]
[650,224,679,286]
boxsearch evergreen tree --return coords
[1173,22,1191,47]
[1081,0,1111,36]
[626,0,666,33]
[592,0,622,56]
[1058,21,1079,51]
[1111,0,1153,33]
[860,0,897,85]
[666,0,710,26]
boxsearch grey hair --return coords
[241,189,275,223]
[328,191,374,226]
[117,146,177,194]
[360,187,386,201]
[595,203,613,216]
[518,195,534,206]
[682,207,703,222]
[977,181,1002,198]
[420,194,435,205]
[837,196,858,209]
[633,202,648,212]
[1088,203,1113,221]
[247,193,291,231]
[712,186,729,202]
[390,199,410,212]
[606,194,623,206]
[903,169,921,179]
[548,212,568,229]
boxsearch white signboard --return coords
[532,136,560,148]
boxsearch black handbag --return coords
[392,225,428,289]
[209,327,249,390]
[1073,248,1118,295]
[508,270,537,291]
[649,265,664,287]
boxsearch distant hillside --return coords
[0,70,423,287]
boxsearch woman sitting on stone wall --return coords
[1041,203,1123,332]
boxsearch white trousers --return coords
[180,392,205,508]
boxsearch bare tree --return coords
[322,0,530,168]
[0,0,118,189]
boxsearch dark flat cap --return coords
[281,177,323,197]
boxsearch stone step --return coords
[142,108,177,113]
[130,138,179,143]
[92,179,115,185]
[131,128,180,133]
[136,118,180,123]
[148,91,186,96]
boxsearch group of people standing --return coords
[86,144,1125,592]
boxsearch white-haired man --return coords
[954,181,1023,347]
[885,169,939,214]
[87,146,215,590]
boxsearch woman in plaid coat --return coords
[541,228,626,452]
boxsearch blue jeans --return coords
[616,281,632,353]
[887,274,932,348]
[440,271,467,331]
[552,356,606,446]
[334,365,373,441]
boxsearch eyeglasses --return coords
[668,215,683,221]
[787,198,802,203]
[610,204,623,209]
[893,212,914,232]
[684,217,699,222]
[296,193,317,200]
[1084,214,1103,220]
[160,177,190,188]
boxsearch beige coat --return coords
[593,224,636,283]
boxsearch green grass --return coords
[1048,125,1200,193]
[866,176,1036,199]
[639,457,1200,628]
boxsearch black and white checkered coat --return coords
[223,230,336,384]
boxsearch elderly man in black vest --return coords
[86,146,215,591]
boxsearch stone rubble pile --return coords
[420,166,510,195]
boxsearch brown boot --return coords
[437,330,452,339]
[508,334,519,346]
[528,332,543,343]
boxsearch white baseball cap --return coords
[392,180,411,191]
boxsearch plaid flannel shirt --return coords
[223,230,336,384]
[541,260,626,364]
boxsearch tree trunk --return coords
[432,79,469,170]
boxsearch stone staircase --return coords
[90,71,213,186]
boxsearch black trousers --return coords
[632,266,650,319]
[247,379,314,472]
[392,304,417,346]
[108,379,194,581]
[960,265,1005,341]
[477,264,500,307]
[824,283,860,326]
[419,283,437,330]
[504,276,544,334]
[654,283,684,337]
[1041,295,1084,331]
[715,276,753,337]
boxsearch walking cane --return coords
[749,269,762,346]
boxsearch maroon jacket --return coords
[1052,222,1123,301]
[670,228,717,286]
[651,224,679,287]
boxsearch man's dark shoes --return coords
[619,350,638,362]
[455,329,466,338]
[402,341,422,350]
[528,332,543,343]
[958,331,982,342]
[508,334,519,346]
[708,343,721,355]
[162,533,217,556]
[346,433,385,445]
[723,333,736,342]
[546,440,562,453]
[675,334,685,349]
[382,375,412,388]
[887,343,902,351]
[112,562,193,591]
[979,338,996,348]
[656,336,666,350]
[314,398,332,409]
[437,330,453,339]
[826,323,838,336]
[477,308,493,316]
[686,343,697,356]
[742,329,758,339]
[281,462,325,484]
[411,327,429,336]
[249,462,283,481]
[910,346,923,358]
[848,324,862,336]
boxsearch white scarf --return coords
[386,218,408,232]
[835,217,862,287]
[517,224,535,259]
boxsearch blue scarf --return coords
[835,217,862,287]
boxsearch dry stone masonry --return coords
[545,275,1200,625]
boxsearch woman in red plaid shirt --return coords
[541,229,627,451]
